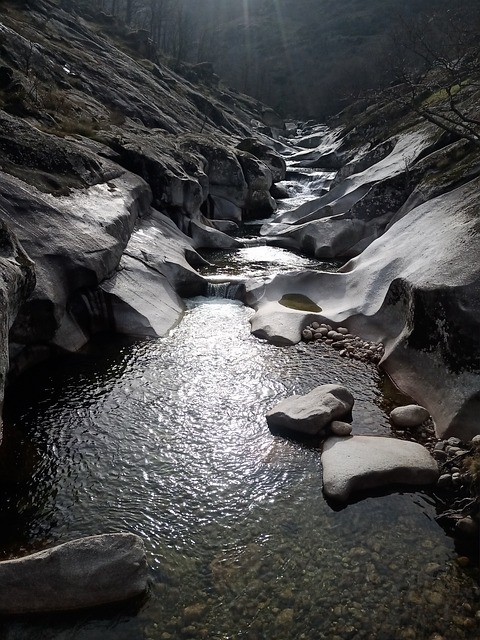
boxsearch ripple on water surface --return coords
[199,245,343,281]
[0,299,478,640]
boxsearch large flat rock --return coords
[321,436,439,502]
[0,533,148,614]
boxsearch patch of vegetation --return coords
[46,117,101,139]
[278,294,322,312]
[422,84,462,107]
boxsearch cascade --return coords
[205,280,246,301]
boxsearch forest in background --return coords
[64,0,479,118]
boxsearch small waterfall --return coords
[206,281,246,301]
[240,237,267,247]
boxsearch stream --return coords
[0,169,478,639]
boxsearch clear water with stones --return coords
[0,173,478,639]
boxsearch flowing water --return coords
[0,172,478,639]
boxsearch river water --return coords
[0,171,478,639]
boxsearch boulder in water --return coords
[0,533,148,614]
[321,436,439,502]
[266,384,354,435]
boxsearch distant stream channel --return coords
[0,170,478,639]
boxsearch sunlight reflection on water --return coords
[1,299,478,639]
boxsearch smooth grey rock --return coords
[266,384,354,435]
[261,107,284,130]
[330,420,353,437]
[0,533,148,614]
[321,436,439,502]
[1,170,150,352]
[248,173,480,440]
[179,135,248,211]
[250,301,316,345]
[390,405,430,428]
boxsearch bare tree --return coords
[387,3,480,145]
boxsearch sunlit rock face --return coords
[1,171,151,350]
[0,0,286,394]
[248,175,480,440]
[260,125,441,258]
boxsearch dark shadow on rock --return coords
[323,485,434,512]
[267,423,324,449]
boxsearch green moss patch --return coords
[278,294,322,312]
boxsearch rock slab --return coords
[266,384,354,435]
[321,436,439,502]
[0,533,148,614]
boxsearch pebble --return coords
[447,437,462,446]
[455,556,470,567]
[301,322,385,364]
[437,474,451,488]
[425,590,445,606]
[456,516,479,536]
[447,446,462,455]
[276,608,294,626]
[471,434,480,445]
[424,562,442,576]
[432,449,447,462]
[183,603,208,623]
[330,420,353,436]
[302,329,313,341]
[451,472,462,485]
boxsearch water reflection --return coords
[0,299,478,638]
[199,245,342,281]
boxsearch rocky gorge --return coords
[0,0,479,634]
